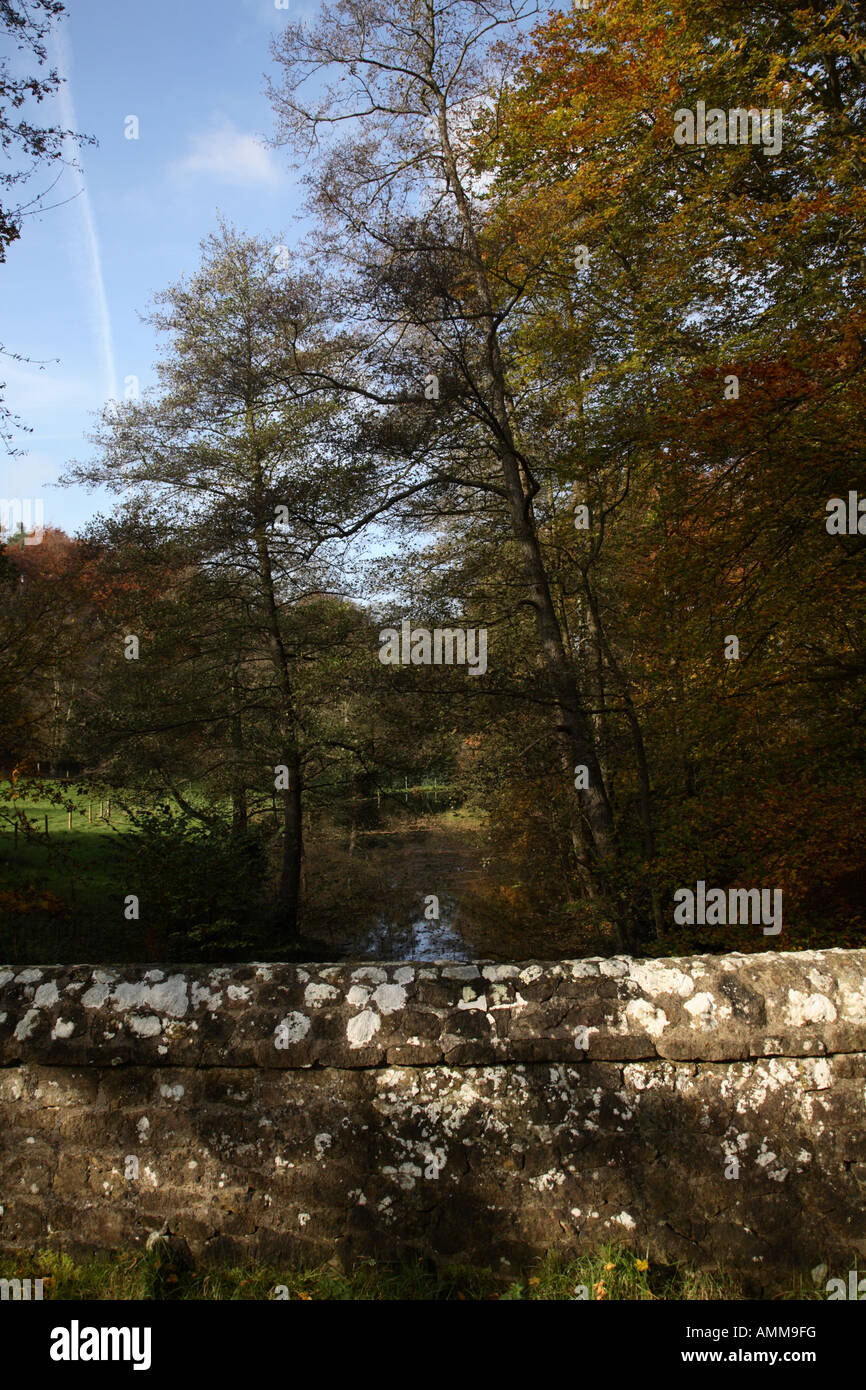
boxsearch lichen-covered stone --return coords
[2,951,865,1067]
[1,949,865,1288]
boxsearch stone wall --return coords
[1,949,865,1287]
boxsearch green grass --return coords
[0,1244,825,1301]
[0,780,267,958]
[0,782,134,951]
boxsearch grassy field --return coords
[0,782,134,954]
[1,782,131,875]
[0,1243,825,1301]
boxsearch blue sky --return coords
[1,0,312,536]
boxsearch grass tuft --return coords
[0,1244,821,1301]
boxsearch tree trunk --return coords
[230,667,248,838]
[582,573,661,940]
[435,93,616,895]
[277,748,303,928]
[254,523,303,940]
[231,789,248,838]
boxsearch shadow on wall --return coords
[3,1051,864,1294]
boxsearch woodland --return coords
[1,0,864,963]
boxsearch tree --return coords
[266,0,865,945]
[474,0,866,940]
[0,527,92,773]
[63,223,381,938]
[267,0,625,927]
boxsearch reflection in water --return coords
[354,891,474,962]
[305,801,494,961]
[305,793,589,962]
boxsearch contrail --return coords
[51,23,118,403]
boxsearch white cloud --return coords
[171,118,280,186]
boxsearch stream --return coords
[302,796,540,961]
